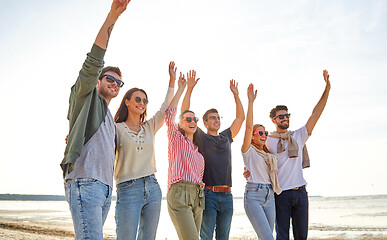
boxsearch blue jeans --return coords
[200,189,233,240]
[64,178,112,240]
[115,175,162,240]
[244,183,275,240]
[274,186,308,240]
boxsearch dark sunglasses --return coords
[253,131,268,136]
[273,113,291,120]
[135,96,149,105]
[208,116,221,121]
[183,117,199,123]
[101,74,124,88]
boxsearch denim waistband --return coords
[246,182,273,189]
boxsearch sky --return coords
[0,0,386,197]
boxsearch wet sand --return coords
[0,221,386,240]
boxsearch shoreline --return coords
[0,221,386,240]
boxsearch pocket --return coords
[168,185,184,207]
[79,180,106,208]
[150,175,158,184]
[204,188,211,197]
[245,183,258,192]
[116,179,136,190]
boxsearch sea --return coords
[0,195,386,239]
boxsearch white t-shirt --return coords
[266,126,309,190]
[242,146,271,184]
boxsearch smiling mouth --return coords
[108,86,117,92]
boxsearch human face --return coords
[97,71,121,102]
[179,112,198,136]
[125,91,147,116]
[272,109,290,130]
[252,126,267,149]
[204,112,221,133]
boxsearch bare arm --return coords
[305,69,331,135]
[241,84,257,153]
[180,70,199,112]
[169,72,187,108]
[94,0,130,50]
[229,79,246,139]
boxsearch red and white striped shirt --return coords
[165,107,205,190]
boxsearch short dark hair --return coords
[269,105,288,119]
[99,66,122,80]
[203,108,218,121]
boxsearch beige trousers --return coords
[167,180,205,240]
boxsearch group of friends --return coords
[60,1,331,240]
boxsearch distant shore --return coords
[0,221,386,240]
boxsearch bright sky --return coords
[0,0,386,197]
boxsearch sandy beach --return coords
[1,196,387,239]
[0,220,386,240]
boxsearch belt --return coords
[291,185,306,190]
[205,186,231,193]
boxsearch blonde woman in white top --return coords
[241,84,281,240]
[113,62,177,240]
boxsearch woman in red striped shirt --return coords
[165,70,205,240]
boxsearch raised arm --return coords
[169,61,177,88]
[229,79,246,139]
[169,72,187,108]
[180,70,199,112]
[305,69,331,135]
[241,84,257,153]
[149,61,177,131]
[95,0,130,50]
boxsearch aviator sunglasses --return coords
[182,117,199,123]
[273,113,291,120]
[100,74,124,88]
[208,116,221,121]
[253,131,269,136]
[135,96,149,105]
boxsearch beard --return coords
[277,122,289,130]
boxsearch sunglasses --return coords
[208,116,221,121]
[253,131,268,136]
[135,96,149,105]
[101,74,124,88]
[273,113,291,120]
[182,117,199,123]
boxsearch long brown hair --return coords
[114,88,148,123]
[252,124,271,153]
[178,110,195,137]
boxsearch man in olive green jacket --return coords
[61,1,130,239]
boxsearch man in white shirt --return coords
[266,70,331,240]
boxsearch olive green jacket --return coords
[60,44,107,177]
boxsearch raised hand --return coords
[110,0,130,20]
[247,83,257,102]
[169,61,177,81]
[323,69,331,90]
[186,70,199,89]
[178,72,187,89]
[230,79,239,95]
